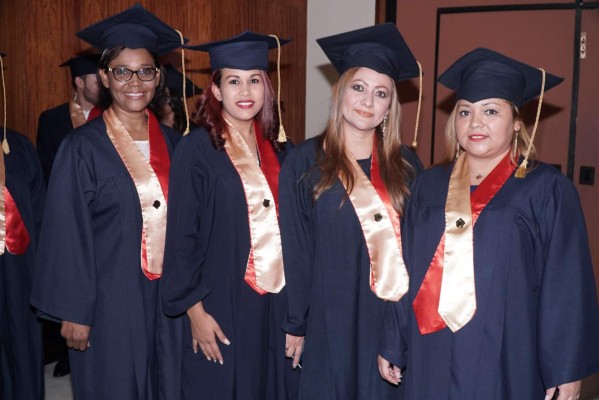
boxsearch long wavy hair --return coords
[97,46,166,111]
[443,100,535,164]
[192,69,284,152]
[313,67,416,215]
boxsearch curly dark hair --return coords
[192,69,285,152]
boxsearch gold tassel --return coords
[515,68,546,179]
[411,61,423,150]
[176,29,191,136]
[268,34,287,143]
[0,55,8,154]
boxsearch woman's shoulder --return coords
[282,136,320,170]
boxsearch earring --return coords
[512,131,519,158]
[380,114,388,137]
[455,141,461,160]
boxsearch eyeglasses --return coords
[106,67,159,82]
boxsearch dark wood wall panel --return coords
[0,0,306,144]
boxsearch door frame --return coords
[429,0,599,173]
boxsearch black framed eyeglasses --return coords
[106,67,159,82]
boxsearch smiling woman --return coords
[378,48,599,399]
[279,23,423,399]
[161,31,299,400]
[31,4,185,400]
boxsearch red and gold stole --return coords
[413,153,515,334]
[341,137,408,301]
[103,108,170,280]
[0,151,30,255]
[223,118,285,294]
[70,99,102,129]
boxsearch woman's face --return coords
[341,67,393,135]
[455,98,521,164]
[99,48,159,115]
[211,68,265,127]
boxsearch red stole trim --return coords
[87,105,103,121]
[4,188,30,255]
[413,154,516,334]
[255,122,281,214]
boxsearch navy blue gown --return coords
[31,117,182,400]
[380,161,599,399]
[161,127,299,400]
[279,136,422,399]
[0,129,45,400]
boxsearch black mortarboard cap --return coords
[76,3,187,56]
[316,23,419,82]
[438,48,563,107]
[185,31,290,71]
[59,55,100,79]
[164,65,201,98]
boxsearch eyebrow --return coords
[351,79,390,91]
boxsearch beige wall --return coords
[304,0,376,139]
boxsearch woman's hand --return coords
[61,321,91,351]
[187,301,230,365]
[545,380,581,400]
[285,333,304,369]
[377,355,401,386]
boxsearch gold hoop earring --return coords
[455,141,461,160]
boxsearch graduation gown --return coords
[161,127,298,400]
[31,117,182,400]
[279,137,422,399]
[380,161,599,399]
[0,129,45,400]
[36,102,74,184]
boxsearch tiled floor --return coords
[44,362,73,400]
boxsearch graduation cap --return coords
[187,31,291,142]
[59,55,101,79]
[76,3,187,56]
[316,23,419,82]
[317,23,423,148]
[185,31,290,71]
[438,47,563,108]
[164,65,201,98]
[439,47,564,178]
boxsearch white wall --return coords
[305,0,376,138]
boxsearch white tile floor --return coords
[44,362,73,400]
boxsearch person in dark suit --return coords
[36,54,102,184]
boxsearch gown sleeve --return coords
[279,147,316,337]
[537,175,599,388]
[161,134,211,317]
[31,133,98,326]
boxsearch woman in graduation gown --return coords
[161,31,298,400]
[31,5,184,399]
[0,52,46,400]
[378,48,599,399]
[281,24,423,399]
